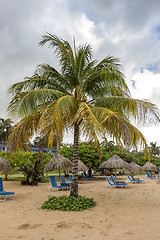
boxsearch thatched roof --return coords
[0,156,12,173]
[78,160,89,172]
[99,154,129,169]
[125,161,143,172]
[44,154,72,172]
[142,161,157,171]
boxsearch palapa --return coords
[0,156,12,173]
[44,154,72,180]
[142,161,157,172]
[99,154,129,180]
[44,154,72,172]
[78,160,89,172]
[125,161,143,172]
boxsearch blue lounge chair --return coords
[67,175,72,183]
[131,174,145,183]
[127,174,144,183]
[81,173,92,180]
[111,175,126,185]
[106,176,128,188]
[0,177,15,201]
[60,175,71,187]
[48,176,69,191]
[146,172,156,179]
[88,172,98,180]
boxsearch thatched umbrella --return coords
[126,161,143,173]
[99,154,129,180]
[0,156,12,174]
[142,161,157,173]
[78,160,89,172]
[44,154,72,180]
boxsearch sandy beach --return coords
[0,175,160,240]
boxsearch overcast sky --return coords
[1,0,160,145]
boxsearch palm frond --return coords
[7,89,65,118]
[95,96,160,123]
[8,64,69,95]
[74,102,105,140]
[39,33,76,78]
[7,112,40,151]
[92,106,149,151]
[40,94,78,137]
[83,56,130,97]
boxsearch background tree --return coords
[33,136,57,150]
[0,118,13,150]
[150,142,160,156]
[7,33,160,196]
[60,142,100,169]
[100,137,115,152]
[0,151,51,185]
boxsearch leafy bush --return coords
[0,151,52,185]
[41,195,96,211]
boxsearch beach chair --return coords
[48,176,69,191]
[106,176,128,188]
[127,174,144,183]
[0,177,16,202]
[67,175,72,183]
[60,175,71,187]
[88,172,98,180]
[81,173,92,180]
[146,172,156,179]
[131,174,144,183]
[111,175,126,184]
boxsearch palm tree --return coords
[0,118,13,150]
[7,33,159,196]
[100,137,115,152]
[150,142,160,156]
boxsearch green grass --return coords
[0,170,69,182]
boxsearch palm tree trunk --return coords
[70,123,79,197]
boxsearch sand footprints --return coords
[18,223,42,230]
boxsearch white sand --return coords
[0,175,160,240]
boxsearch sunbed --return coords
[106,176,128,188]
[67,175,72,183]
[88,172,98,180]
[0,177,16,201]
[146,172,156,179]
[131,174,145,183]
[127,174,144,183]
[81,173,93,180]
[111,175,126,184]
[48,176,69,191]
[60,175,71,187]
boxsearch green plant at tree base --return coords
[41,195,96,211]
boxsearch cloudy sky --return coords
[1,0,160,145]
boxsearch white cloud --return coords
[131,69,160,104]
[1,0,160,145]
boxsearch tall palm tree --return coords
[7,33,159,196]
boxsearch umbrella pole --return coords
[59,167,61,183]
[115,168,117,181]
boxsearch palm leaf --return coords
[7,112,40,151]
[95,96,160,123]
[7,89,65,118]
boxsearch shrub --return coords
[41,195,96,211]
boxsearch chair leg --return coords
[0,195,7,202]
